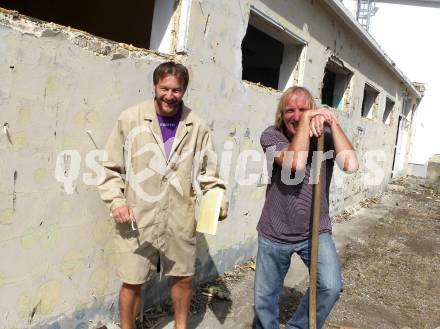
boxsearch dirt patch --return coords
[137,177,440,329]
[327,177,440,329]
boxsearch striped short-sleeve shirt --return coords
[257,125,334,244]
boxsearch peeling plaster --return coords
[0,8,177,61]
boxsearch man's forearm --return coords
[286,115,312,171]
[331,122,358,173]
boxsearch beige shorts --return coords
[112,221,197,285]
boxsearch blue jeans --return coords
[254,233,342,329]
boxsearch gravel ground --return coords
[325,177,440,329]
[137,177,440,329]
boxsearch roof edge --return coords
[324,0,421,99]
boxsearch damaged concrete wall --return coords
[0,0,419,328]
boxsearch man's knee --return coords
[121,283,142,296]
[319,278,342,300]
[172,276,193,288]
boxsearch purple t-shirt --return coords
[156,108,182,158]
[257,125,334,243]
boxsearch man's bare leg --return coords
[171,276,193,329]
[119,283,142,329]
[132,291,141,321]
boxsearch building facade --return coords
[0,0,421,327]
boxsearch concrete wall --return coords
[0,1,419,328]
[408,163,427,178]
[426,154,440,188]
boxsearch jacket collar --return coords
[142,99,193,162]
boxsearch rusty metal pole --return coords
[309,134,325,329]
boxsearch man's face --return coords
[282,91,310,136]
[154,75,185,116]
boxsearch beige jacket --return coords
[98,100,225,258]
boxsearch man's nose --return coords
[293,111,301,121]
[164,90,173,99]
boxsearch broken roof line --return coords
[324,0,421,99]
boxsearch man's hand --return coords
[112,205,134,224]
[308,108,337,137]
[219,201,229,221]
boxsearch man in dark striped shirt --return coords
[254,86,358,329]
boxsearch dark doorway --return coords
[322,68,336,107]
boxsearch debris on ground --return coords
[333,208,356,223]
[131,177,439,328]
[137,259,256,328]
[333,192,385,223]
[327,176,440,328]
[201,285,231,301]
[358,195,380,208]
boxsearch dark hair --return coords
[153,61,189,90]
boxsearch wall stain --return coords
[0,208,14,225]
[13,170,17,211]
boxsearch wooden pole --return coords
[309,134,325,329]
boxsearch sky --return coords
[342,1,440,164]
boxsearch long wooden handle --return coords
[309,134,325,329]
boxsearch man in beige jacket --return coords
[98,62,226,329]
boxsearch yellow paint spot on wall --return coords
[58,200,71,214]
[88,111,101,128]
[246,222,256,236]
[92,220,113,244]
[0,272,5,287]
[18,109,31,124]
[242,138,253,148]
[61,249,84,276]
[74,110,102,129]
[251,188,265,200]
[62,135,77,148]
[16,292,33,319]
[34,168,48,183]
[21,230,38,249]
[8,132,27,150]
[0,208,14,225]
[46,76,58,93]
[74,112,87,128]
[193,98,201,110]
[89,268,108,298]
[36,280,61,315]
[41,226,59,250]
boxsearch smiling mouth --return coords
[162,100,177,106]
